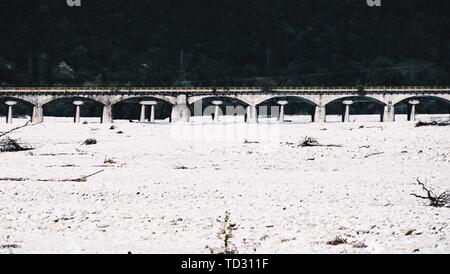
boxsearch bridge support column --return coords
[101,105,113,124]
[212,100,223,122]
[73,100,84,123]
[139,103,146,122]
[250,105,258,123]
[246,105,258,123]
[382,102,395,122]
[5,101,17,124]
[32,105,44,124]
[171,94,191,123]
[408,100,420,122]
[139,101,157,123]
[277,101,288,123]
[150,104,156,123]
[342,100,353,122]
[313,105,326,123]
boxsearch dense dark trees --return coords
[0,0,449,87]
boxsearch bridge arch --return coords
[325,96,386,122]
[40,95,106,106]
[0,96,35,120]
[109,95,177,106]
[322,95,386,106]
[42,96,104,121]
[188,95,252,106]
[0,95,37,106]
[255,96,318,122]
[394,95,450,121]
[188,96,250,122]
[111,96,173,121]
[253,95,319,107]
[392,94,450,106]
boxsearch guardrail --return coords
[0,86,450,93]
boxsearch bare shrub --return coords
[0,137,33,152]
[82,138,97,145]
[326,236,347,246]
[297,136,342,148]
[301,136,320,147]
[411,179,450,207]
[206,211,238,254]
[104,157,116,164]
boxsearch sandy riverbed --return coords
[0,116,449,253]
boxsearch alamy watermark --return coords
[367,0,381,7]
[67,0,81,7]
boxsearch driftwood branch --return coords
[364,152,384,158]
[37,169,105,182]
[0,119,34,138]
[411,178,450,207]
[0,169,105,183]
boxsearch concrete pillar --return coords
[408,100,420,122]
[245,105,258,123]
[212,100,223,122]
[313,104,326,123]
[32,105,44,123]
[382,101,395,122]
[73,100,84,123]
[277,100,288,122]
[139,104,146,122]
[171,94,191,123]
[150,104,156,123]
[101,105,113,124]
[5,101,17,124]
[342,100,354,122]
[139,101,157,123]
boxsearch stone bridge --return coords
[1,86,450,124]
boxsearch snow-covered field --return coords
[0,116,449,254]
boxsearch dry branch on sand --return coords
[416,121,450,127]
[364,152,384,158]
[0,120,33,138]
[0,170,105,183]
[0,137,33,152]
[37,169,105,182]
[411,179,450,207]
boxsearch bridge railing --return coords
[0,86,450,93]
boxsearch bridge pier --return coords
[382,102,395,122]
[32,106,44,123]
[408,100,420,121]
[5,101,17,124]
[139,101,157,123]
[150,103,156,123]
[73,100,84,123]
[212,100,223,122]
[171,94,191,123]
[101,105,113,124]
[247,105,258,123]
[313,105,326,123]
[277,101,288,122]
[139,102,146,122]
[342,100,353,122]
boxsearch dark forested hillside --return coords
[0,0,449,87]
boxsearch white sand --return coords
[0,116,449,254]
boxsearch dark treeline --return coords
[0,0,449,87]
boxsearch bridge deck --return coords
[1,86,450,94]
